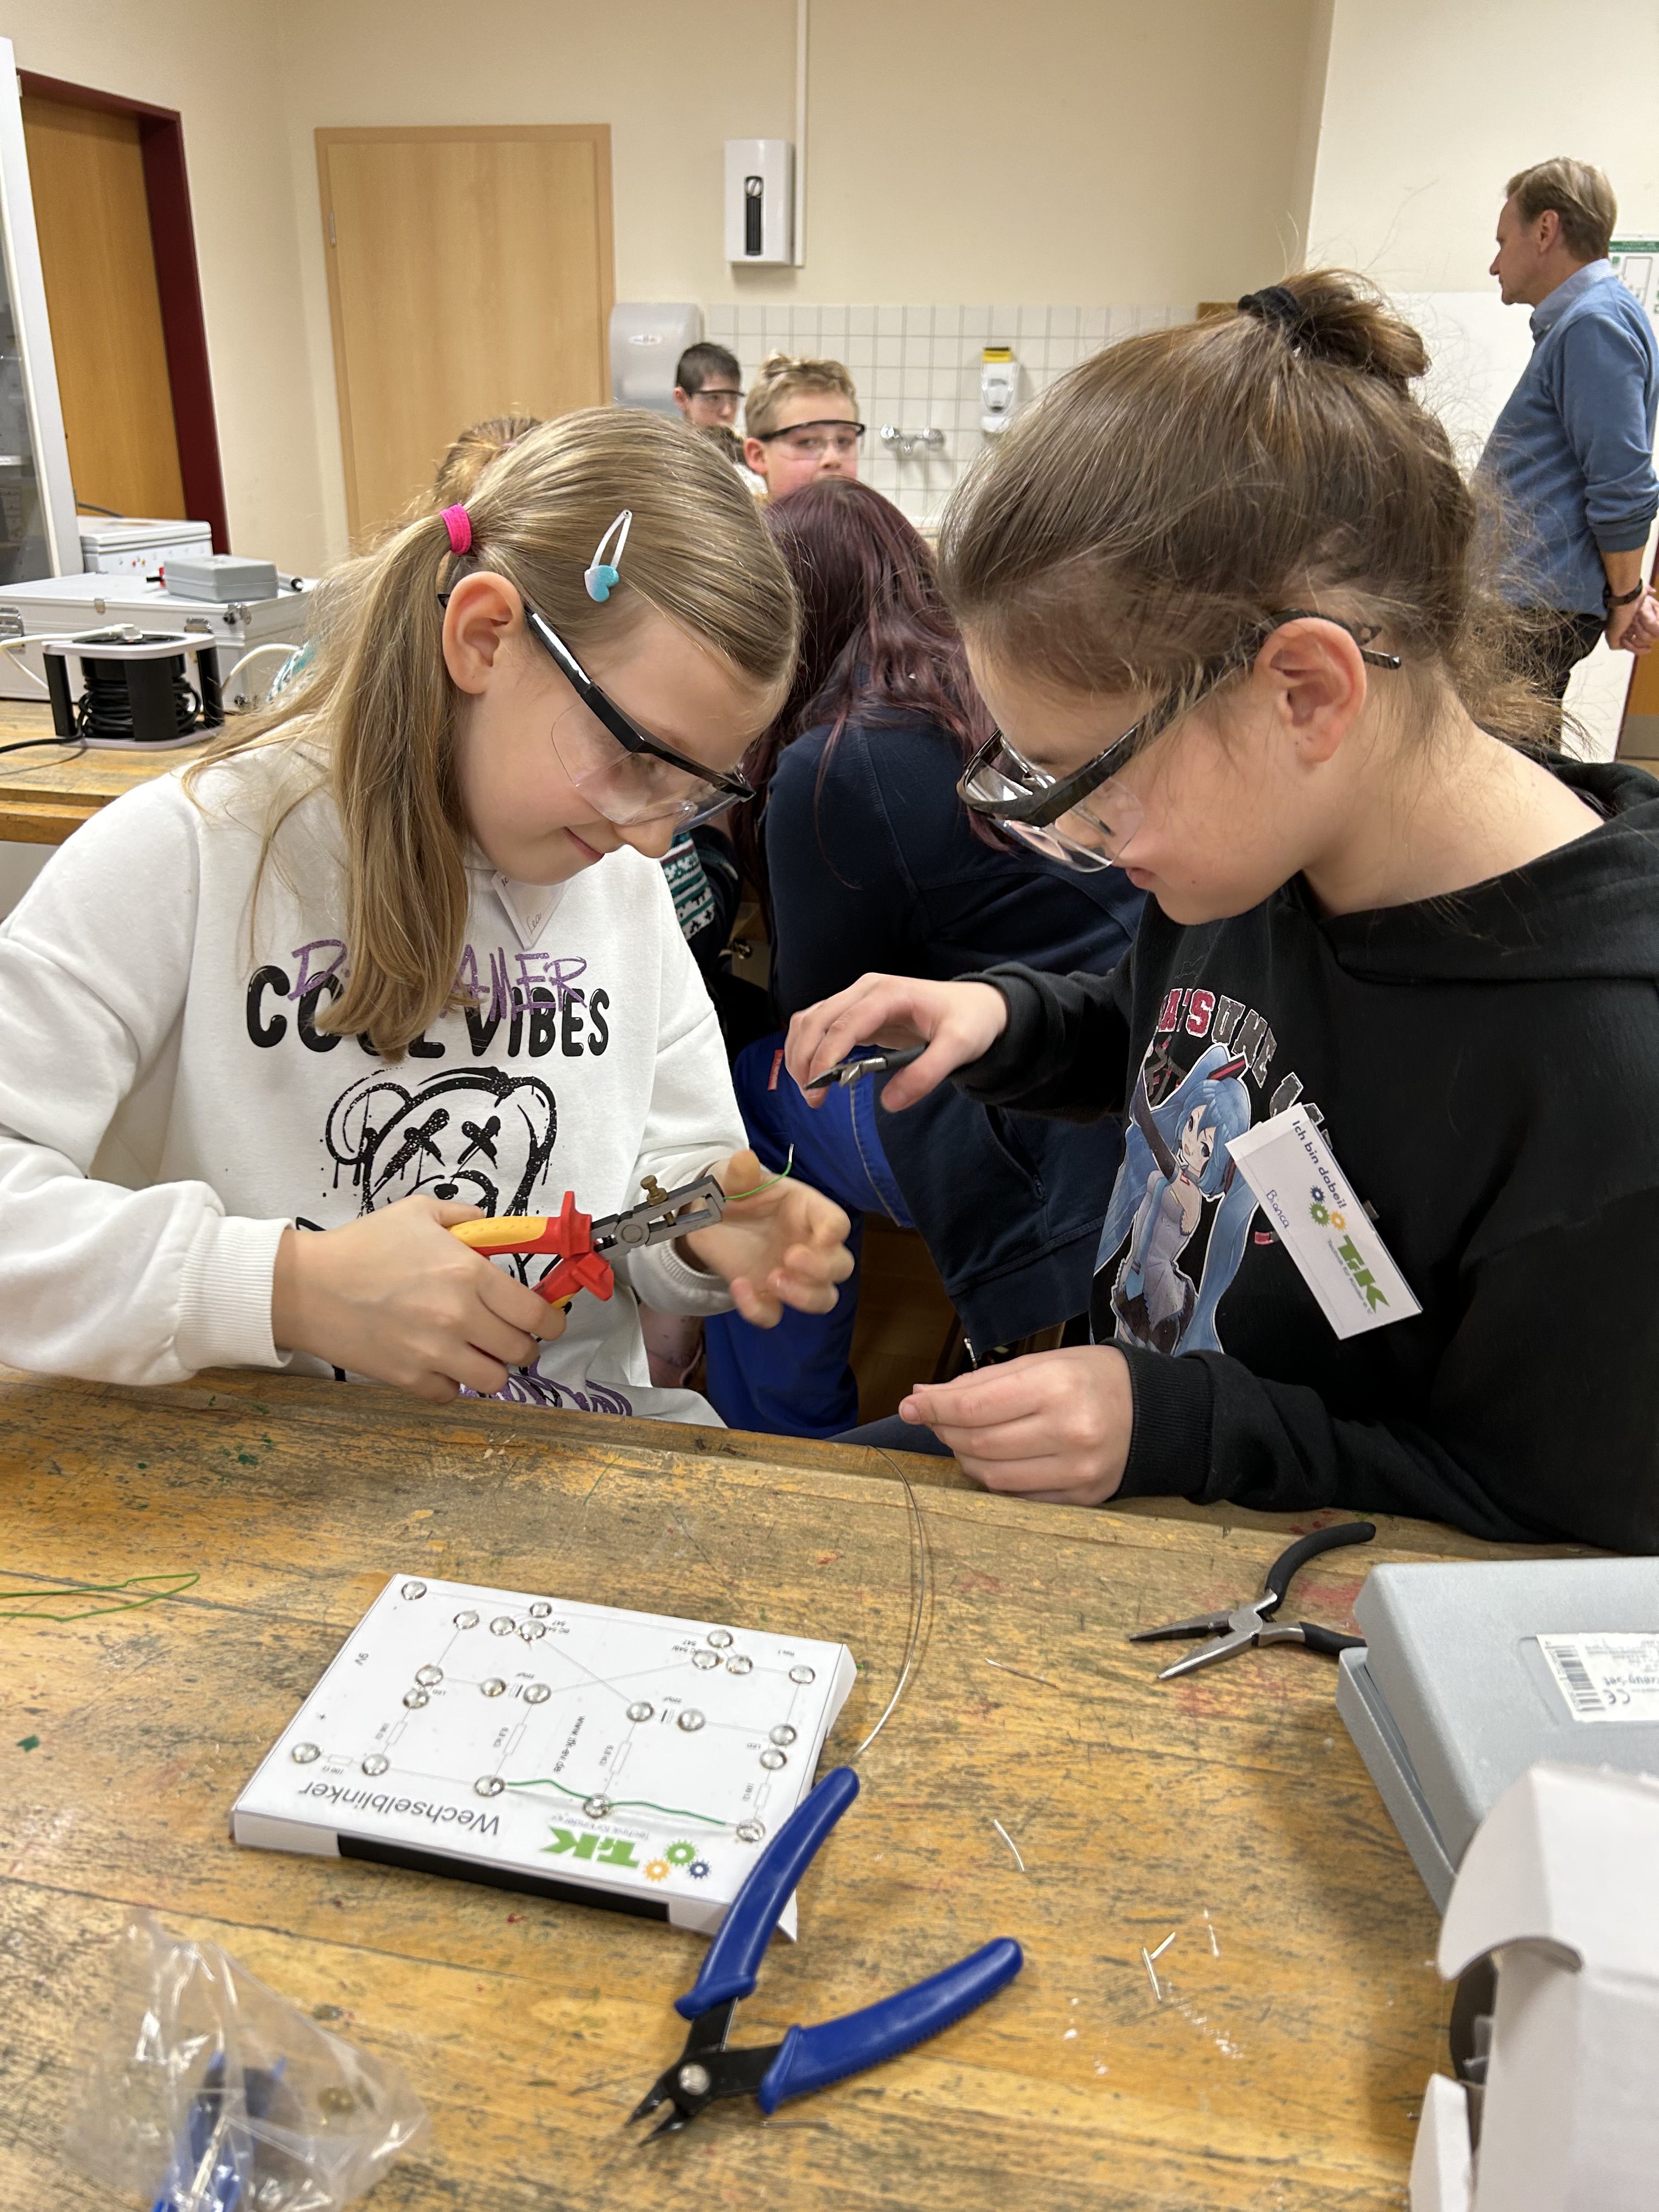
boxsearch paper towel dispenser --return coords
[610,304,704,415]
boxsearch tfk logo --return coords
[543,1832,713,1882]
[1309,1187,1387,1312]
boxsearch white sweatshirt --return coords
[0,746,746,1423]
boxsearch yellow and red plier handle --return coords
[449,1189,615,1305]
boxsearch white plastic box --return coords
[77,516,213,577]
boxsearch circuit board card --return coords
[233,1573,857,1933]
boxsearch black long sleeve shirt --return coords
[955,756,1659,1552]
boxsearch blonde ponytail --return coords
[190,409,799,1057]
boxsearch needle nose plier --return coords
[803,1045,925,1092]
[629,1766,1023,2140]
[448,1171,725,1305]
[1128,1521,1376,1681]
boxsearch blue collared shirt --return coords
[1479,261,1659,614]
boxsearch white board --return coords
[233,1574,857,1935]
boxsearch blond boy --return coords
[742,354,864,496]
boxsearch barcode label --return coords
[1538,1633,1659,1724]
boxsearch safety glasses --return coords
[753,419,866,459]
[523,603,755,830]
[957,610,1401,872]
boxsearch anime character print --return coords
[1092,981,1300,1358]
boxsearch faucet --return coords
[879,425,946,460]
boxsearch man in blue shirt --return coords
[1481,157,1659,698]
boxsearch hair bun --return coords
[758,351,803,381]
[1237,270,1427,389]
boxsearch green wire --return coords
[0,1572,200,1623]
[504,1774,729,1826]
[722,1144,795,1202]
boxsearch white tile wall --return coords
[703,301,1197,524]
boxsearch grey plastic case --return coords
[1354,1558,1659,1864]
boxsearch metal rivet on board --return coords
[677,1709,706,1733]
[788,1665,815,1684]
[482,1678,506,1697]
[415,1664,443,1686]
[736,1819,765,1844]
[707,1629,733,1648]
[726,1655,753,1675]
[518,1621,545,1642]
[291,1742,320,1764]
[400,1581,427,1600]
[489,1616,516,1636]
[770,1724,797,1746]
[584,1796,612,1819]
[760,1748,787,1770]
[403,1689,428,1710]
[361,1754,390,1776]
[453,1609,479,1629]
[529,1601,552,1618]
[692,1650,719,1671]
[523,1683,550,1704]
[627,1701,654,1722]
[474,1776,505,1797]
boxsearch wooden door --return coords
[20,95,186,520]
[317,126,613,543]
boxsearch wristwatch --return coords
[1605,579,1647,607]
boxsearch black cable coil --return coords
[74,654,202,743]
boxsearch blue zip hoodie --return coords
[1479,261,1659,616]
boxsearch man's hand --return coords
[899,1345,1135,1505]
[785,974,1010,1113]
[1609,585,1659,654]
[680,1150,854,1327]
[271,1197,565,1403]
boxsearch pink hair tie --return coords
[441,504,472,556]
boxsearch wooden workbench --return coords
[0,1368,1531,2210]
[0,699,206,843]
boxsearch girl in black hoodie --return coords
[786,272,1659,1554]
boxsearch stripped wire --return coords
[853,1451,930,1757]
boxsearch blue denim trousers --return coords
[703,1035,912,1437]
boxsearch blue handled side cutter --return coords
[628,1767,1023,2140]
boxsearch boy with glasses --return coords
[742,353,864,498]
[673,343,746,432]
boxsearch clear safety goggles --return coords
[957,611,1401,871]
[524,603,755,831]
[754,418,866,461]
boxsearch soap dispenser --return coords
[980,347,1020,434]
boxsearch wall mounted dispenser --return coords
[610,304,703,414]
[725,140,794,264]
[980,347,1020,435]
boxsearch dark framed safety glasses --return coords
[753,417,866,456]
[524,603,755,831]
[957,610,1402,872]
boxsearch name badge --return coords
[1224,1106,1420,1341]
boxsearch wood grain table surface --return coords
[0,699,207,843]
[0,1368,1557,2210]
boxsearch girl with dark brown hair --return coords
[789,273,1659,1551]
[704,477,1142,1436]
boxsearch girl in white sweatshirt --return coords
[0,409,851,1421]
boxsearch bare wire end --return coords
[991,1818,1025,1872]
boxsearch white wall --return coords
[1,0,1322,569]
[1305,0,1659,291]
[1302,0,1659,756]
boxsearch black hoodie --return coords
[952,757,1659,1551]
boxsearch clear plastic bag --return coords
[66,1911,427,2211]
